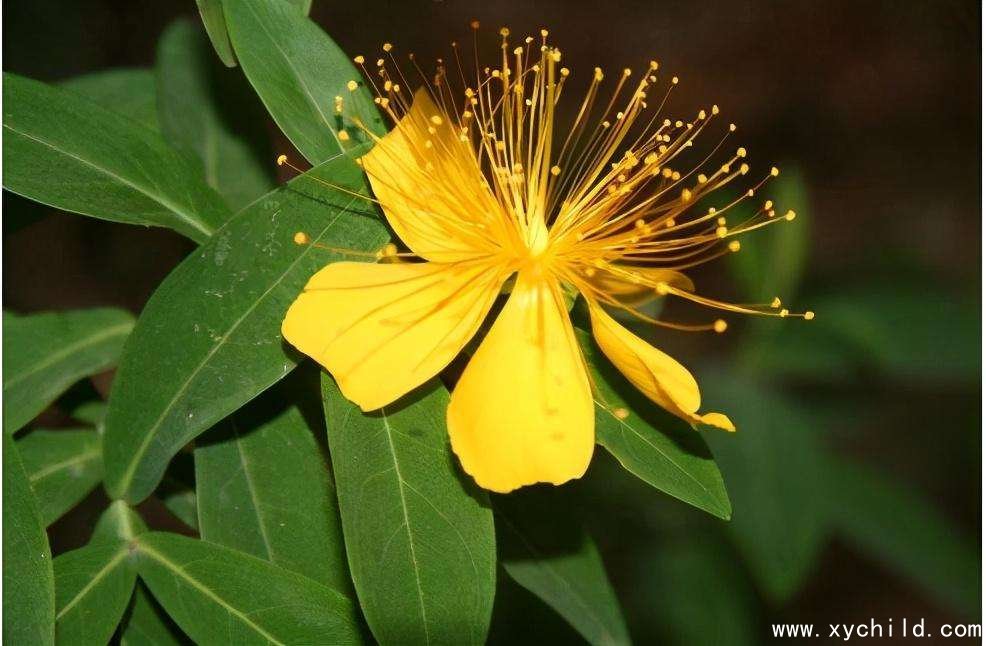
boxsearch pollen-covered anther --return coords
[671,76,679,84]
[784,210,797,221]
[550,165,561,176]
[293,231,310,245]
[716,226,728,238]
[737,147,747,158]
[771,297,782,308]
[714,319,728,333]
[346,80,358,91]
[740,164,750,176]
[779,308,790,317]
[655,281,670,296]
[804,311,816,320]
[728,240,741,252]
[681,188,693,203]
[338,130,350,141]
[382,42,393,52]
[771,166,780,177]
[276,154,288,166]
[764,199,773,210]
[613,408,630,420]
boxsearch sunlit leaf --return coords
[3,308,133,433]
[2,432,55,645]
[102,149,388,503]
[2,73,230,243]
[495,490,630,646]
[61,68,160,131]
[224,0,384,164]
[54,542,136,646]
[91,500,148,546]
[157,19,275,210]
[322,376,496,645]
[196,390,349,590]
[135,532,362,644]
[17,429,102,525]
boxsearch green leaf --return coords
[157,20,275,211]
[224,0,384,164]
[135,532,362,644]
[2,73,230,243]
[727,166,810,302]
[17,428,103,525]
[576,329,731,519]
[3,308,133,433]
[194,0,236,68]
[322,376,496,645]
[69,400,107,431]
[61,68,160,131]
[54,542,137,646]
[2,432,55,646]
[195,393,349,590]
[823,457,980,617]
[702,376,829,602]
[91,500,148,546]
[158,477,199,531]
[120,582,191,646]
[494,490,630,646]
[102,149,388,503]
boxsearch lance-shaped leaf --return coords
[322,376,496,646]
[194,0,236,67]
[135,532,362,644]
[3,308,133,433]
[157,20,275,211]
[61,68,160,132]
[823,457,980,617]
[120,583,190,646]
[102,149,388,503]
[702,376,829,603]
[576,329,730,519]
[2,73,230,243]
[18,429,103,525]
[91,500,148,546]
[224,0,384,164]
[3,433,55,646]
[54,542,137,646]
[196,394,349,590]
[495,490,630,646]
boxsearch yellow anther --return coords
[804,311,815,320]
[656,281,670,295]
[779,308,790,317]
[540,28,549,38]
[623,68,632,77]
[382,42,393,52]
[560,67,570,77]
[712,104,720,115]
[649,60,659,70]
[584,266,596,277]
[354,55,365,64]
[770,166,780,176]
[728,240,741,252]
[430,114,443,125]
[338,130,350,141]
[716,226,728,238]
[347,80,358,91]
[470,19,480,29]
[594,67,604,81]
[737,147,747,158]
[293,231,309,245]
[714,319,728,333]
[614,408,630,420]
[376,58,385,67]
[784,210,797,221]
[764,200,773,210]
[698,173,708,183]
[671,76,679,84]
[681,188,692,203]
[382,243,398,257]
[771,297,782,308]
[550,165,561,176]
[644,152,659,166]
[740,163,750,175]
[276,154,288,166]
[717,216,727,226]
[500,27,510,37]
[698,109,707,119]
[729,123,737,132]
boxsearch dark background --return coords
[4,1,981,644]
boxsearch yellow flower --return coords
[282,26,811,493]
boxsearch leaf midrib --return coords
[2,124,214,240]
[29,447,101,485]
[56,548,129,621]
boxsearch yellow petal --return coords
[588,302,734,432]
[361,89,503,262]
[447,271,594,492]
[282,260,503,411]
[587,265,694,305]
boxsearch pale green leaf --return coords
[135,532,362,644]
[18,428,102,525]
[3,308,133,433]
[2,73,230,243]
[54,542,137,646]
[322,376,496,645]
[2,432,55,645]
[61,68,160,131]
[194,0,236,67]
[102,149,388,503]
[91,500,148,546]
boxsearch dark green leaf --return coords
[18,428,102,525]
[823,457,980,617]
[69,400,107,431]
[322,376,496,645]
[196,396,349,590]
[702,376,828,602]
[3,308,133,433]
[2,432,55,645]
[91,500,148,546]
[120,582,191,646]
[495,490,630,646]
[54,542,137,646]
[2,73,230,243]
[157,20,275,210]
[158,479,199,531]
[194,0,236,68]
[135,532,362,644]
[576,329,731,519]
[224,0,384,164]
[102,150,388,503]
[61,68,160,131]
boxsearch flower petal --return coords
[361,89,502,262]
[447,271,594,492]
[282,260,504,410]
[588,302,734,431]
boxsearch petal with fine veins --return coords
[448,270,594,493]
[282,260,504,411]
[588,302,735,431]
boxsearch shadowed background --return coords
[3,0,980,643]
